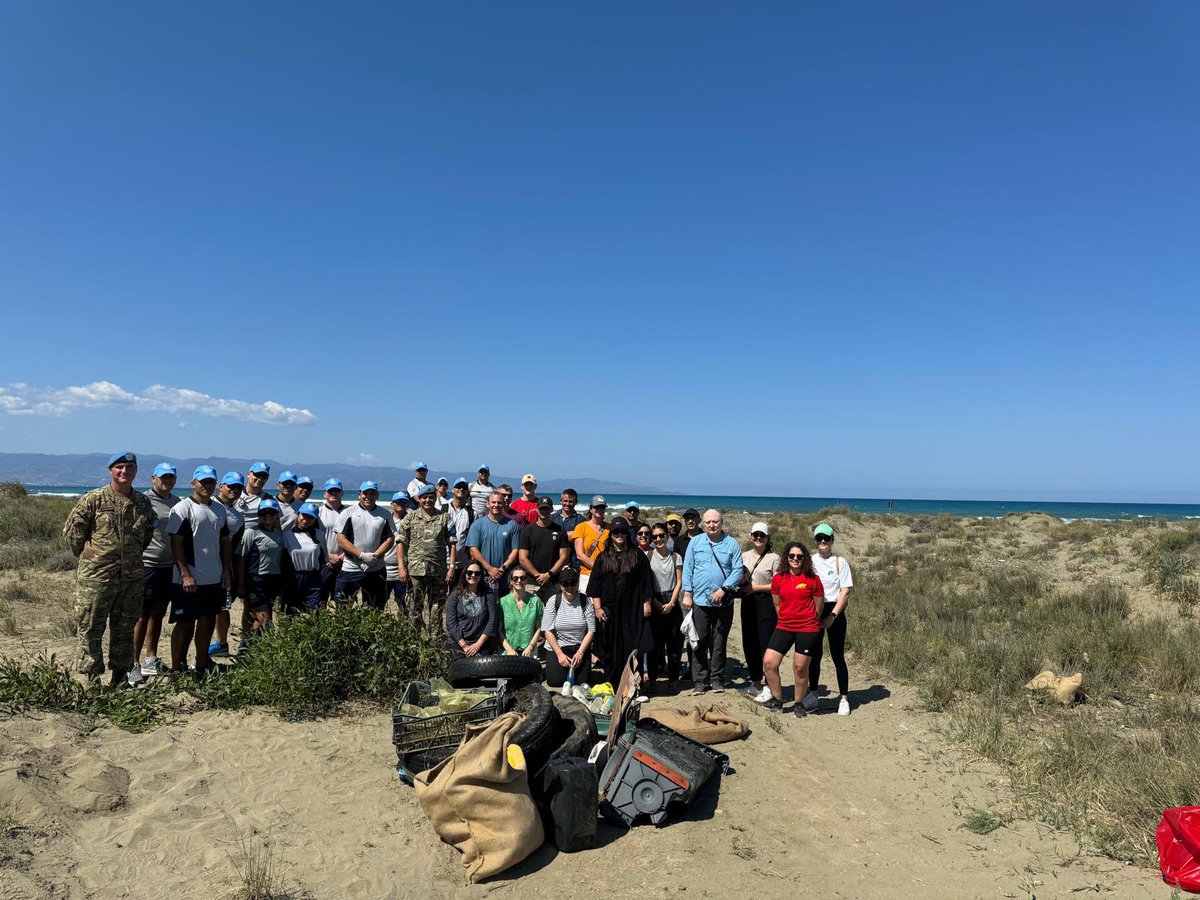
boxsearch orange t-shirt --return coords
[572,520,610,576]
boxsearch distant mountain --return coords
[0,452,674,496]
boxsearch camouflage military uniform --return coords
[398,510,452,634]
[63,486,157,680]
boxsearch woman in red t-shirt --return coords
[761,541,825,715]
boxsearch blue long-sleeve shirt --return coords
[681,532,744,607]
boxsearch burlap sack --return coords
[414,712,545,883]
[642,704,750,745]
[1024,669,1084,704]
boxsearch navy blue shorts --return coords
[169,583,224,623]
[247,573,282,612]
[143,566,173,612]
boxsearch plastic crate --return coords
[391,681,506,755]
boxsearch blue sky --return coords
[1,2,1198,500]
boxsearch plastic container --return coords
[391,680,506,756]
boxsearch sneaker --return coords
[838,696,851,717]
[710,682,726,694]
[209,643,230,659]
[741,683,762,696]
[140,656,164,677]
[801,690,819,711]
[754,686,772,703]
[761,697,784,712]
[126,665,145,687]
[793,704,808,718]
[691,686,708,696]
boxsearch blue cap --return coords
[416,484,436,497]
[296,474,314,487]
[192,465,218,482]
[415,461,428,471]
[298,502,320,518]
[152,462,176,478]
[249,461,270,475]
[221,471,245,486]
[258,497,281,513]
[107,451,137,468]
[477,463,489,472]
[391,491,408,504]
[324,478,343,490]
[277,470,298,484]
[625,500,640,509]
[453,477,469,487]
[359,480,379,492]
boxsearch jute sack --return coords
[414,711,545,883]
[642,704,749,745]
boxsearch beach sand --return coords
[0,511,1172,899]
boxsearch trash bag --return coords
[1158,806,1200,892]
[414,712,545,883]
[642,704,750,745]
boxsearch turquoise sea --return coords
[24,486,1200,522]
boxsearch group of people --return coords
[64,457,854,716]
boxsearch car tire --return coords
[446,654,544,688]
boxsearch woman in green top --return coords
[499,566,545,657]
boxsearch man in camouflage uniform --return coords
[396,484,456,634]
[62,452,157,684]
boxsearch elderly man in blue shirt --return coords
[681,509,745,695]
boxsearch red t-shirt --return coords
[770,572,825,633]
[511,498,539,526]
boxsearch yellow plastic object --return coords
[507,743,526,771]
[590,682,614,697]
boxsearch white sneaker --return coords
[838,696,851,716]
[140,656,163,677]
[801,690,819,711]
[754,686,772,704]
[126,665,145,687]
[741,683,761,696]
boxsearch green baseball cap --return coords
[813,523,835,538]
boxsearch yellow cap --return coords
[521,473,537,485]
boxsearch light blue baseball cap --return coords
[153,462,176,478]
[221,471,245,486]
[192,465,217,482]
[107,451,137,468]
[324,478,343,490]
[296,474,314,487]
[477,463,489,473]
[391,491,408,504]
[258,497,281,513]
[625,500,640,509]
[249,461,270,475]
[414,461,428,471]
[277,470,298,484]
[298,502,320,518]
[359,480,379,492]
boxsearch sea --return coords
[22,486,1200,522]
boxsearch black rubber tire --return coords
[549,694,600,761]
[508,683,561,778]
[446,654,544,688]
[400,746,455,776]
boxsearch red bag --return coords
[1158,806,1200,892]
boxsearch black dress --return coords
[586,547,654,678]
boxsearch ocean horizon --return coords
[22,485,1200,522]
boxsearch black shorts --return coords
[767,628,821,656]
[169,583,225,623]
[247,574,282,612]
[143,566,173,611]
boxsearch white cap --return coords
[750,521,770,536]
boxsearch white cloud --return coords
[0,381,316,426]
[353,452,379,464]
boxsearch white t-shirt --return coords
[812,553,853,607]
[318,502,344,556]
[167,497,229,586]
[407,477,429,500]
[283,527,327,572]
[336,504,394,573]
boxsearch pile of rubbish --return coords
[392,652,743,883]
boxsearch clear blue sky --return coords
[2,2,1198,501]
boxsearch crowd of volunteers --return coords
[64,455,854,716]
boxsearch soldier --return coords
[396,484,456,633]
[62,451,157,685]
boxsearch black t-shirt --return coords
[674,533,693,561]
[519,521,568,576]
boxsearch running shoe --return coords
[209,642,230,659]
[691,686,708,696]
[139,656,164,677]
[754,686,772,703]
[741,683,761,696]
[838,696,851,717]
[126,665,145,687]
[793,704,808,719]
[801,690,820,711]
[761,697,784,712]
[710,682,726,694]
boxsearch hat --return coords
[258,497,281,513]
[521,473,537,485]
[107,451,137,468]
[625,500,640,510]
[277,470,298,484]
[813,523,835,538]
[152,462,176,478]
[683,508,700,519]
[665,513,683,524]
[437,477,449,486]
[221,471,245,486]
[610,516,629,531]
[391,491,408,504]
[323,478,343,490]
[559,565,579,583]
[453,477,469,487]
[296,474,314,487]
[359,480,379,492]
[298,502,320,518]
[477,464,490,473]
[591,494,607,507]
[415,462,428,471]
[537,497,553,509]
[249,461,270,475]
[750,521,770,536]
[192,465,217,482]
[416,484,436,497]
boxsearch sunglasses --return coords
[751,533,767,539]
[510,575,528,581]
[560,579,579,586]
[652,533,667,539]
[816,536,833,543]
[465,570,483,577]
[787,553,806,561]
[637,531,651,537]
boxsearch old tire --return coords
[549,694,599,761]
[509,684,561,779]
[400,746,454,776]
[446,654,544,688]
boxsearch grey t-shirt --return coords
[236,491,266,530]
[240,526,284,576]
[318,502,344,556]
[283,527,326,572]
[649,550,682,594]
[142,488,180,568]
[336,504,394,574]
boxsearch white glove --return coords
[359,551,375,565]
